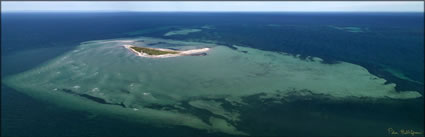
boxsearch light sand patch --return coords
[164,29,202,36]
[382,67,423,85]
[189,100,240,122]
[208,117,248,135]
[201,25,215,29]
[329,25,365,33]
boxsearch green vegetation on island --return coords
[130,46,178,55]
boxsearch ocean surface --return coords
[1,12,424,136]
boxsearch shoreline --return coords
[123,45,210,58]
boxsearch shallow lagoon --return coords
[3,36,422,135]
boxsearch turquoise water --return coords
[2,12,423,136]
[3,36,422,135]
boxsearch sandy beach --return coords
[123,45,210,58]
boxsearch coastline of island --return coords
[123,44,210,58]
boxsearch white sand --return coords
[123,44,210,58]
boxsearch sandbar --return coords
[123,45,210,58]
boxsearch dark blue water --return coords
[1,12,424,136]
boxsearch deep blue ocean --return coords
[1,12,424,136]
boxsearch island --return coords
[123,45,210,58]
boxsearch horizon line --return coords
[3,10,424,13]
